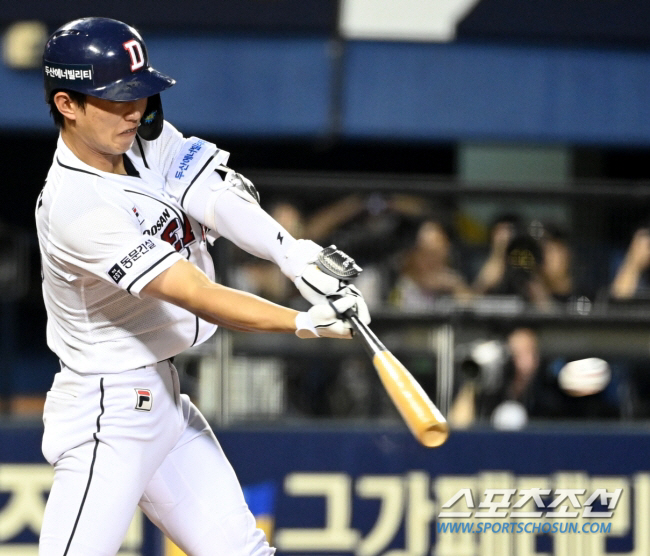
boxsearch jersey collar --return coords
[56,135,141,179]
[56,135,105,177]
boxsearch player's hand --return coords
[294,246,370,324]
[294,245,361,304]
[327,287,371,327]
[296,268,371,327]
[295,297,363,339]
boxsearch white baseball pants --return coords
[39,360,274,556]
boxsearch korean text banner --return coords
[1,424,649,555]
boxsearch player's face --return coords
[72,96,148,156]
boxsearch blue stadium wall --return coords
[4,36,650,146]
[1,424,649,554]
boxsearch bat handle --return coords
[329,294,384,356]
[347,313,385,357]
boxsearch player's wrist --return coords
[282,239,323,281]
[295,311,318,339]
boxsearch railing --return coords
[172,300,650,425]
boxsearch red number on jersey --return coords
[161,215,195,252]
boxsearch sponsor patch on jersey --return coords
[113,239,157,270]
[171,138,207,180]
[134,389,153,411]
[108,264,125,284]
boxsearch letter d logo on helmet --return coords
[43,17,175,140]
[123,40,145,71]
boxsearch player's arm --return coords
[143,258,295,332]
[48,184,358,339]
[164,137,317,277]
[198,184,370,322]
[142,258,358,338]
[163,139,370,319]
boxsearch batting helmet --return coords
[43,17,175,140]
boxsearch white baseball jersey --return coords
[36,122,224,373]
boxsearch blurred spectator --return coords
[389,219,472,310]
[321,193,443,307]
[472,214,522,295]
[473,218,588,312]
[471,214,554,310]
[303,194,367,244]
[488,231,554,310]
[539,223,575,302]
[477,328,554,427]
[610,225,650,299]
[607,224,650,419]
[325,193,437,263]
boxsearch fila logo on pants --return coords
[135,388,153,411]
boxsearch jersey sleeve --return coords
[163,136,230,210]
[47,184,184,298]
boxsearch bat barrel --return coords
[418,421,450,448]
[347,312,450,448]
[373,350,450,448]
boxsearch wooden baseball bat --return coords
[348,314,450,448]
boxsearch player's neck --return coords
[61,129,127,175]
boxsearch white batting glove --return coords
[295,296,363,339]
[294,246,371,326]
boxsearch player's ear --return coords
[53,91,79,123]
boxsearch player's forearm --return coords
[218,200,298,270]
[143,259,298,333]
[188,284,299,333]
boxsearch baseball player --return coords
[36,17,370,556]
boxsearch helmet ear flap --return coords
[137,93,164,141]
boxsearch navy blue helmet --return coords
[43,18,175,140]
